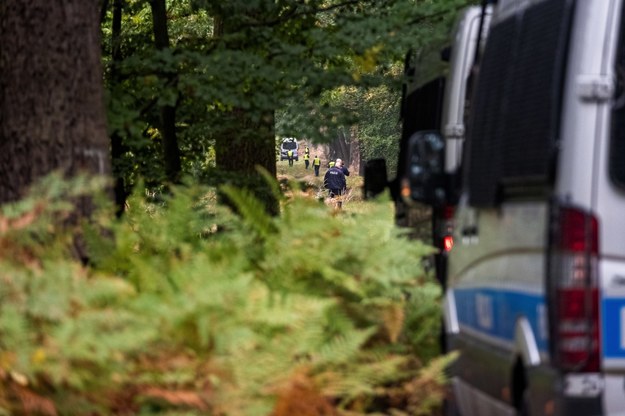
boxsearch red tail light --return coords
[443,235,454,252]
[550,206,600,372]
[442,205,456,220]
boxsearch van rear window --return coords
[466,0,574,206]
[610,5,625,189]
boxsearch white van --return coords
[365,0,625,413]
[280,137,299,161]
[440,0,625,414]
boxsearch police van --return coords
[368,0,625,414]
[280,137,299,161]
[365,4,491,284]
[425,0,625,414]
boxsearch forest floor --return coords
[276,159,368,212]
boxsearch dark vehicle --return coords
[364,5,490,288]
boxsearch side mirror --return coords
[364,158,388,199]
[440,45,452,62]
[402,130,447,206]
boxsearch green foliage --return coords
[0,174,448,415]
[101,0,473,189]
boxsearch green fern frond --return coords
[315,327,377,365]
[256,166,283,203]
[0,173,447,415]
[220,184,277,237]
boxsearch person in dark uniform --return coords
[287,149,294,166]
[303,153,310,169]
[323,165,346,199]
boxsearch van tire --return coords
[517,390,531,416]
[512,358,529,416]
[443,396,462,416]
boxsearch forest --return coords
[0,0,473,414]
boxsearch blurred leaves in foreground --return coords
[0,173,450,415]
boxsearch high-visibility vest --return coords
[304,154,309,160]
[313,157,320,166]
[287,150,293,157]
[329,161,335,168]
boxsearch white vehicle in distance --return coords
[280,137,299,161]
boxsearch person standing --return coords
[336,158,350,176]
[312,155,321,176]
[304,145,310,156]
[287,149,294,166]
[303,153,310,169]
[324,164,346,199]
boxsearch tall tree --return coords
[212,12,278,214]
[149,0,182,184]
[0,0,110,205]
[109,0,128,215]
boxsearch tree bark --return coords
[327,126,362,174]
[212,15,278,215]
[110,0,128,216]
[149,0,181,184]
[328,128,351,167]
[215,111,277,177]
[348,126,363,175]
[0,0,110,204]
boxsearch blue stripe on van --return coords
[454,289,625,359]
[453,288,548,352]
[602,298,625,359]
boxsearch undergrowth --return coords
[0,173,450,415]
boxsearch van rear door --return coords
[595,0,625,411]
[555,0,625,410]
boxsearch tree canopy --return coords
[101,0,472,207]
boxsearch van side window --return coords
[610,6,625,189]
[466,0,575,206]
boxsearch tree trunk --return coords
[214,110,278,215]
[110,0,128,216]
[0,0,110,205]
[149,0,181,184]
[212,15,278,215]
[328,129,347,166]
[348,126,363,176]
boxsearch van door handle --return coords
[461,225,478,236]
[611,275,625,286]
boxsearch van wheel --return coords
[512,359,529,416]
[517,390,530,416]
[443,396,462,416]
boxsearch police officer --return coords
[312,155,321,176]
[287,149,294,166]
[324,164,346,199]
[303,152,310,169]
[336,158,350,176]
